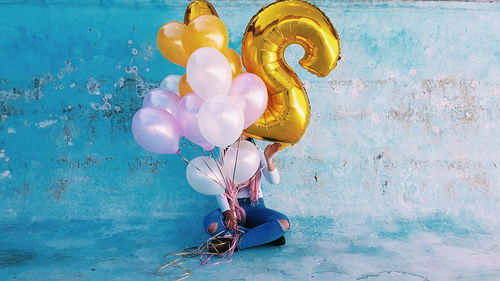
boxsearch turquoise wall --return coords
[1,0,499,236]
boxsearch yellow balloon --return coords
[184,0,218,24]
[182,15,228,56]
[179,75,194,97]
[157,22,189,67]
[224,48,243,78]
[242,0,341,144]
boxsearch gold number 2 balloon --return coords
[242,0,341,144]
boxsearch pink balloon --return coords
[142,88,181,115]
[228,73,268,128]
[132,107,181,154]
[175,93,214,150]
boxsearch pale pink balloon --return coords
[175,93,214,150]
[142,88,180,115]
[132,107,181,154]
[186,47,232,99]
[198,95,244,148]
[228,73,268,128]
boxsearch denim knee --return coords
[205,222,219,235]
[203,209,224,235]
[277,218,290,232]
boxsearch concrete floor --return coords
[1,218,499,281]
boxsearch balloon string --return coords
[182,141,227,188]
[176,152,190,164]
[250,160,269,181]
[231,138,241,184]
[218,146,239,220]
[156,229,244,281]
[184,139,209,157]
[180,141,228,190]
[177,151,227,190]
[178,140,260,196]
[211,148,233,194]
[200,157,226,188]
[209,148,230,190]
[178,141,268,210]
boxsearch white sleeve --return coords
[216,194,230,212]
[260,150,280,185]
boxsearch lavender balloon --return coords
[142,88,181,115]
[228,73,268,128]
[176,93,214,150]
[132,107,181,154]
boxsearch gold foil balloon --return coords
[182,15,228,56]
[157,22,189,67]
[184,0,218,24]
[242,0,341,144]
[179,74,194,97]
[224,48,243,78]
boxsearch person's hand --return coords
[264,143,282,161]
[223,210,239,231]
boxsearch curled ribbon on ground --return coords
[242,0,341,144]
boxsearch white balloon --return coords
[186,156,226,195]
[186,47,232,99]
[223,140,260,184]
[160,74,182,93]
[198,95,244,148]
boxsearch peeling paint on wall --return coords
[0,2,498,237]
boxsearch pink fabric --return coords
[226,164,262,225]
[247,165,262,202]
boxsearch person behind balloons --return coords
[202,135,290,253]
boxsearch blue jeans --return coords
[203,198,290,249]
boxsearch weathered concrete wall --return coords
[0,1,499,234]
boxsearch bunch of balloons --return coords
[132,2,268,155]
[131,0,341,196]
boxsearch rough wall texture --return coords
[0,1,499,234]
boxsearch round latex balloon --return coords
[182,15,228,56]
[223,140,260,184]
[184,0,218,24]
[176,93,214,150]
[178,74,194,97]
[198,95,244,148]
[160,74,182,93]
[242,0,341,144]
[186,156,225,195]
[186,47,232,99]
[142,88,180,115]
[228,73,268,129]
[132,108,181,154]
[224,48,243,78]
[157,22,189,67]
